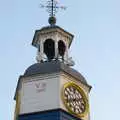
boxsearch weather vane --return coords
[40,0,66,26]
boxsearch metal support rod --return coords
[52,0,54,16]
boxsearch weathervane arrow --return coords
[40,0,66,25]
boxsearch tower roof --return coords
[24,61,87,85]
[14,61,92,100]
[32,25,74,48]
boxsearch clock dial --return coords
[62,82,88,117]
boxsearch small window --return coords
[44,39,55,61]
[58,40,66,58]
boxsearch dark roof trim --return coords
[19,108,82,120]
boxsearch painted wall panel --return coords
[20,76,60,114]
[18,109,81,120]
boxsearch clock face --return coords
[62,82,88,117]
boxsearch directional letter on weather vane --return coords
[40,0,66,25]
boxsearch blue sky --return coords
[0,0,120,120]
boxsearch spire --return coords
[32,0,75,66]
[40,0,66,26]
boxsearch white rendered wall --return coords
[19,72,90,120]
[20,74,60,114]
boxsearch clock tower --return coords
[14,1,92,120]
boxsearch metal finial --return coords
[40,0,66,25]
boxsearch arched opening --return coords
[44,39,55,61]
[58,40,66,59]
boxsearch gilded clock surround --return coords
[62,82,89,117]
